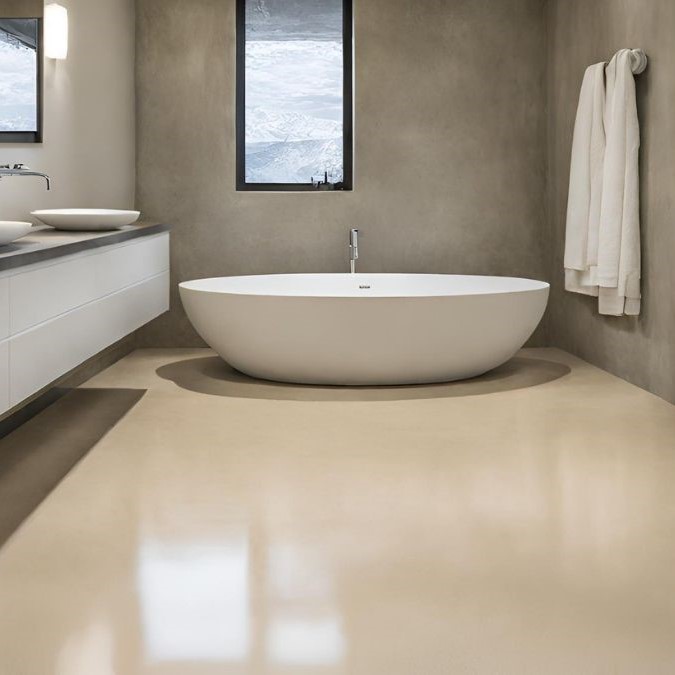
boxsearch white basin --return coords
[31,209,141,231]
[0,221,32,246]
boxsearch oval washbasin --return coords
[0,221,32,246]
[31,209,141,231]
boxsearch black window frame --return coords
[0,16,43,144]
[236,0,353,192]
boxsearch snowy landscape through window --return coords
[0,18,40,142]
[237,0,352,190]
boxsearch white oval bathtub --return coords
[179,274,549,386]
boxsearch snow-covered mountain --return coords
[0,39,37,131]
[246,0,342,41]
[246,106,342,144]
[242,31,344,183]
[246,137,343,184]
[0,107,35,132]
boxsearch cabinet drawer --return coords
[10,233,169,335]
[0,340,8,415]
[0,278,8,340]
[10,271,169,406]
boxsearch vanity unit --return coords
[0,223,169,417]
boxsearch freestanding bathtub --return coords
[179,274,549,386]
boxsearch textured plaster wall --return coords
[547,0,675,403]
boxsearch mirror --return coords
[0,17,42,143]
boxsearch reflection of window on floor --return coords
[136,534,346,669]
[138,538,250,663]
[268,613,345,666]
[237,0,353,191]
[266,541,345,666]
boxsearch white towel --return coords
[564,49,642,316]
[597,49,641,316]
[564,62,606,297]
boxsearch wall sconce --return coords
[44,3,68,60]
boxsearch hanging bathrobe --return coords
[564,62,606,298]
[597,49,642,315]
[564,49,642,316]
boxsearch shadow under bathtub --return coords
[156,356,571,402]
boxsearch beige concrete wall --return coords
[547,0,675,403]
[0,0,135,220]
[135,0,549,347]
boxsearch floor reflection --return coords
[136,530,347,670]
[2,348,674,673]
[138,537,250,664]
[267,613,344,666]
[267,543,345,667]
[156,355,571,402]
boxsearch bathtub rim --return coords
[179,273,550,300]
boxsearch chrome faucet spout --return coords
[0,164,51,190]
[349,228,359,274]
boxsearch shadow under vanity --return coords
[0,223,170,420]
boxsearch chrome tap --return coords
[349,228,359,274]
[0,164,51,190]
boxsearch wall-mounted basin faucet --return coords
[0,164,51,190]
[349,228,359,274]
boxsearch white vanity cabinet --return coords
[0,228,169,417]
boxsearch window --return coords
[0,17,42,144]
[236,0,353,191]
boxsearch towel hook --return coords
[629,49,648,75]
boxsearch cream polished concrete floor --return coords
[0,348,674,674]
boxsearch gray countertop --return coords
[0,221,170,273]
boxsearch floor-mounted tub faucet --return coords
[349,228,359,274]
[0,164,51,190]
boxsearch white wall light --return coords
[44,3,69,60]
